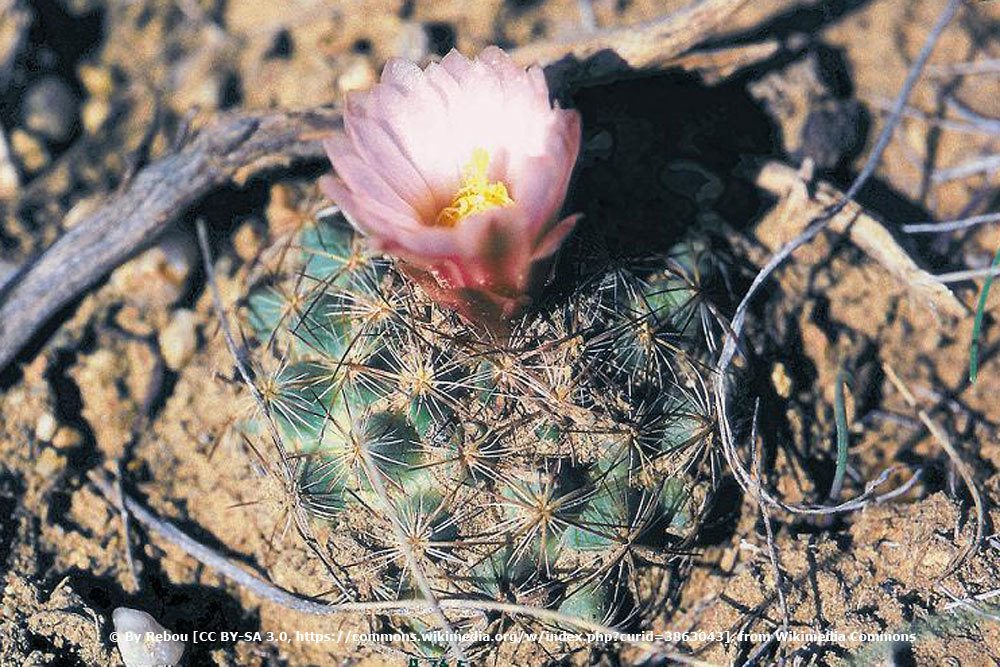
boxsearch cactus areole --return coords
[321,46,582,330]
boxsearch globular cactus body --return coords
[243,208,721,655]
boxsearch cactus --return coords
[241,205,723,658]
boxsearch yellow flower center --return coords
[435,148,514,227]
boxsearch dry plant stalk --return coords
[754,160,968,319]
[512,0,749,83]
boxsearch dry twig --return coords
[511,0,749,84]
[195,219,352,599]
[713,0,965,518]
[753,161,968,318]
[114,458,141,593]
[903,212,1000,234]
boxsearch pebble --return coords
[51,426,83,450]
[0,128,19,198]
[78,63,114,99]
[337,54,375,94]
[112,608,185,667]
[393,22,429,62]
[23,76,78,143]
[232,220,262,262]
[81,98,111,134]
[266,183,308,236]
[110,233,197,310]
[800,99,866,171]
[34,413,58,442]
[114,304,155,337]
[771,362,793,399]
[158,309,199,370]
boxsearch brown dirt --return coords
[1,0,999,665]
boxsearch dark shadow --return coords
[0,471,24,573]
[44,343,102,470]
[566,67,779,257]
[425,22,457,57]
[695,476,743,547]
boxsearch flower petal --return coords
[440,49,475,83]
[380,57,423,92]
[322,135,419,217]
[319,175,421,240]
[533,214,581,261]
[344,107,438,220]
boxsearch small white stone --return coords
[393,22,429,62]
[34,412,58,442]
[158,309,199,370]
[337,55,375,94]
[112,608,185,667]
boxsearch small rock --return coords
[23,76,78,143]
[112,608,185,667]
[770,362,793,399]
[749,48,868,173]
[232,220,263,262]
[337,55,375,94]
[34,447,66,478]
[34,412,58,442]
[114,304,155,337]
[110,233,196,310]
[51,426,83,450]
[10,128,49,172]
[0,127,19,198]
[266,183,308,236]
[800,99,866,171]
[0,2,31,91]
[393,22,429,62]
[158,309,199,370]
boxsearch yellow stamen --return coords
[435,148,514,227]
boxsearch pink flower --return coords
[320,46,582,330]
